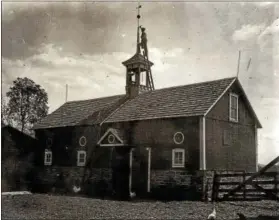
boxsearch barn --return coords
[33,14,262,200]
[1,124,38,191]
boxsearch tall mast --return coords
[136,2,141,54]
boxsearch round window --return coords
[108,134,115,144]
[46,138,52,147]
[173,132,184,145]
[79,136,87,147]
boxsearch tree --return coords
[6,77,49,134]
[1,95,13,126]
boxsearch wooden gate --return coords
[212,156,279,201]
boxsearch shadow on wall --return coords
[2,154,34,192]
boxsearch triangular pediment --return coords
[97,128,126,146]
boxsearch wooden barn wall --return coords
[206,83,257,172]
[35,125,111,168]
[2,127,37,191]
[107,117,200,171]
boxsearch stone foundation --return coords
[151,170,192,187]
[37,167,112,196]
[149,170,203,200]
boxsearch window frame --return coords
[229,93,239,122]
[77,150,86,167]
[172,148,185,168]
[44,150,52,166]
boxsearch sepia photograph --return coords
[1,1,279,219]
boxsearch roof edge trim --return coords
[204,78,237,117]
[97,128,124,145]
[234,79,262,128]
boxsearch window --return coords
[44,150,52,166]
[79,136,87,147]
[230,93,238,122]
[173,132,185,145]
[108,134,115,144]
[140,72,146,85]
[172,149,185,168]
[77,150,86,166]
[131,72,136,82]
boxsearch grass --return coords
[1,193,279,219]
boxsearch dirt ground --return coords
[1,194,279,220]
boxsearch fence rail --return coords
[212,171,279,201]
[211,157,279,202]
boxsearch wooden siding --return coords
[35,125,111,168]
[106,117,200,171]
[206,83,257,172]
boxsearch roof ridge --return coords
[101,96,132,125]
[65,94,125,104]
[146,77,236,94]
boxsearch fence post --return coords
[211,171,217,202]
[275,172,278,198]
[243,171,246,200]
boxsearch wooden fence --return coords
[212,156,279,202]
[212,171,279,201]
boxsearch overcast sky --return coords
[1,1,279,164]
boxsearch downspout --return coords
[199,116,206,170]
[129,148,134,194]
[146,147,151,193]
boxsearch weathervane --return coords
[136,3,148,58]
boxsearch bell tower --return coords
[122,3,155,98]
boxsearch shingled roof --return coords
[33,77,262,130]
[104,77,236,123]
[33,95,126,129]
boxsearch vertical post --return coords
[255,125,258,172]
[211,171,218,202]
[129,148,133,194]
[146,147,151,193]
[274,172,278,198]
[199,116,206,170]
[65,84,68,102]
[243,171,246,200]
[136,66,140,86]
[237,50,241,77]
[126,68,129,94]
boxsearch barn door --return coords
[131,147,149,197]
[111,147,130,199]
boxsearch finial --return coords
[137,2,142,20]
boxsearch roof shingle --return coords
[104,77,236,123]
[33,95,125,129]
[34,77,242,129]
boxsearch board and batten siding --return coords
[35,125,112,168]
[205,83,257,172]
[106,117,200,171]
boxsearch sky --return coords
[1,1,279,164]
